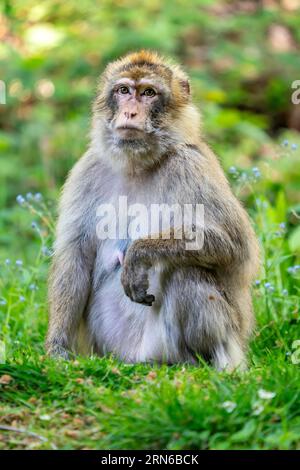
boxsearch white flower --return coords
[39,414,51,421]
[221,401,237,413]
[258,389,276,400]
[252,401,264,416]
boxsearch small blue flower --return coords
[26,192,33,200]
[15,259,23,266]
[252,167,261,178]
[279,222,286,230]
[34,192,43,201]
[254,280,261,286]
[5,258,11,265]
[287,266,299,275]
[19,295,25,302]
[291,143,298,151]
[29,283,37,291]
[31,221,39,230]
[229,166,238,175]
[264,282,274,292]
[0,299,7,306]
[282,139,289,147]
[282,289,288,296]
[16,195,25,205]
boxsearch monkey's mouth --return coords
[115,125,145,139]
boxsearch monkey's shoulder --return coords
[159,143,217,186]
[62,152,115,202]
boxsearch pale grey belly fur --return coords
[86,262,172,363]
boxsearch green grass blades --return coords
[0,355,299,449]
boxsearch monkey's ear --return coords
[180,79,190,95]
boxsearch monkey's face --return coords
[106,76,170,151]
[93,51,194,170]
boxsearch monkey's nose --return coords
[124,111,138,119]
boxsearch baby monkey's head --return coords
[93,51,200,171]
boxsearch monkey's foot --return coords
[213,341,247,372]
[46,343,70,360]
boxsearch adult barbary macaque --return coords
[46,51,260,370]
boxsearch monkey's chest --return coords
[90,241,166,362]
[100,240,129,273]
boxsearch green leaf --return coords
[289,226,300,253]
[230,420,257,443]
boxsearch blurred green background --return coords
[0,0,300,257]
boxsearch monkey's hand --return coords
[121,250,155,306]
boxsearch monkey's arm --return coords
[121,201,250,305]
[46,156,97,357]
[46,240,94,358]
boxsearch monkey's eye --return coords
[118,86,130,95]
[143,88,156,97]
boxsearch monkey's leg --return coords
[46,244,93,359]
[162,267,247,370]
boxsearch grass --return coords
[0,172,300,450]
[0,355,299,450]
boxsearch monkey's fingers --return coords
[130,287,152,305]
[123,281,155,306]
[137,294,155,307]
[121,266,152,304]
